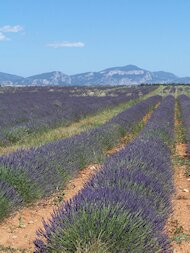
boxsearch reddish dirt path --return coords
[167,144,190,253]
[176,143,190,158]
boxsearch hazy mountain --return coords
[22,71,71,86]
[0,65,190,86]
[0,72,24,86]
[151,71,178,83]
[71,65,150,85]
[172,76,190,84]
[70,65,187,85]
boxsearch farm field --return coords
[0,86,155,147]
[0,86,158,158]
[0,85,189,253]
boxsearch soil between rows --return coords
[167,144,190,253]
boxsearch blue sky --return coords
[0,0,190,77]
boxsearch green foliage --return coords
[171,220,190,244]
[142,127,171,145]
[99,125,124,151]
[0,194,11,220]
[132,121,144,134]
[0,166,41,203]
[0,245,28,253]
[75,237,110,253]
[173,155,190,177]
[175,100,186,143]
[3,126,30,144]
[43,205,159,253]
[173,234,190,244]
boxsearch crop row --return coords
[178,95,190,153]
[163,86,176,94]
[34,96,175,253]
[0,86,155,145]
[0,95,161,220]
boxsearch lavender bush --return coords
[0,180,23,219]
[178,95,190,153]
[34,96,175,253]
[0,95,161,220]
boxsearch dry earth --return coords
[167,144,190,253]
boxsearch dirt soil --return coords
[167,144,190,253]
[176,143,190,157]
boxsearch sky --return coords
[0,0,190,77]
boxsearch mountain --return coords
[22,71,71,86]
[151,71,178,83]
[71,65,151,86]
[172,76,190,84]
[70,65,188,85]
[0,72,24,86]
[0,65,190,86]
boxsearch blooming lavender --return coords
[0,86,155,145]
[0,95,161,220]
[34,96,175,253]
[0,179,23,219]
[178,95,190,153]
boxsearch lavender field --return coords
[0,85,189,253]
[0,86,155,146]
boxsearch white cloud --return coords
[0,25,23,33]
[46,41,85,48]
[0,25,23,42]
[0,32,8,41]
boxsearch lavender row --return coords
[163,86,176,94]
[178,95,190,152]
[0,86,155,145]
[0,95,161,220]
[34,96,175,253]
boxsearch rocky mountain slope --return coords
[1,65,190,86]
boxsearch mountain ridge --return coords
[0,65,190,86]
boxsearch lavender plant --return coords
[0,180,23,219]
[177,95,190,177]
[34,96,175,253]
[0,95,161,220]
[178,95,190,152]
